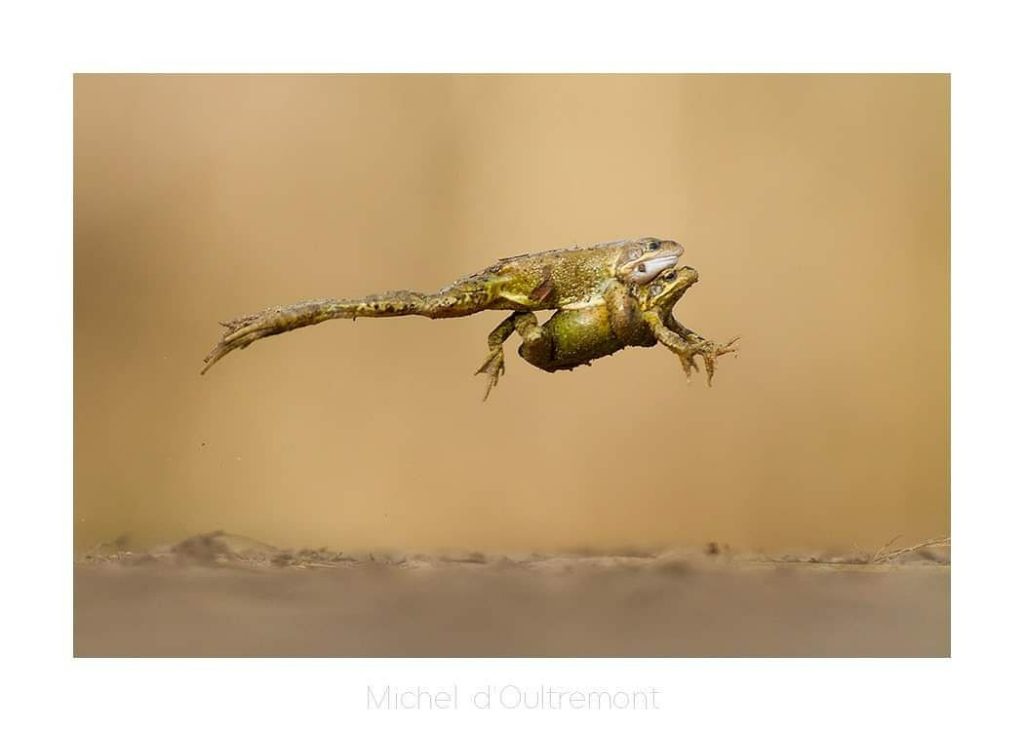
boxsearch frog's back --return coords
[451,240,623,310]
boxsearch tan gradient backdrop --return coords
[74,75,949,554]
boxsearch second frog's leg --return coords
[475,312,551,400]
[644,312,738,385]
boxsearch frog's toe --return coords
[716,336,740,356]
[676,350,700,382]
[699,337,739,386]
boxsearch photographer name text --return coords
[367,684,661,711]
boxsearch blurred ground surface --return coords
[74,533,949,657]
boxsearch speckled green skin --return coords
[475,265,737,399]
[202,237,682,373]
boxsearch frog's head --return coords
[616,237,684,284]
[635,265,699,314]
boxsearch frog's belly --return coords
[547,336,622,371]
[532,307,624,371]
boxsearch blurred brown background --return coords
[73,75,949,554]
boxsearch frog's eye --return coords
[662,270,677,282]
[648,240,661,251]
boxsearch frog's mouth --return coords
[626,254,679,284]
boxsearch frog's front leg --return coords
[475,316,515,400]
[643,311,700,379]
[644,312,737,385]
[475,312,550,401]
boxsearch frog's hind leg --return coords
[475,312,549,401]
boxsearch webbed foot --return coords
[474,349,506,401]
[201,302,326,374]
[201,313,270,374]
[678,336,739,386]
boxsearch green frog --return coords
[475,265,737,399]
[202,236,683,373]
[200,237,736,400]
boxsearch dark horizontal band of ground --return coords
[74,560,949,657]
